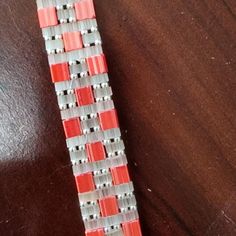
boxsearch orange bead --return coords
[99,109,119,131]
[50,63,70,83]
[122,220,142,236]
[63,31,83,52]
[37,7,58,28]
[111,165,130,185]
[85,229,104,236]
[99,196,119,217]
[63,118,82,138]
[75,86,94,106]
[75,173,95,193]
[75,0,96,21]
[86,142,106,162]
[86,54,108,76]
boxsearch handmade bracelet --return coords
[35,0,142,235]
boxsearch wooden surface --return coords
[0,0,236,235]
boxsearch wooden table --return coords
[0,1,236,235]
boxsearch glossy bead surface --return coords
[122,220,142,236]
[86,54,108,76]
[111,165,130,185]
[63,32,83,51]
[85,229,104,236]
[50,63,70,83]
[75,0,96,21]
[75,173,95,193]
[75,86,94,106]
[86,142,106,162]
[63,118,82,138]
[38,7,58,28]
[99,109,119,131]
[99,196,119,217]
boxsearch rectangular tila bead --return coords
[35,0,142,235]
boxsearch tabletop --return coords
[0,0,236,235]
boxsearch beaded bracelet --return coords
[35,1,142,235]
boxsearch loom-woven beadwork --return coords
[36,0,142,235]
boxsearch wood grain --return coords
[0,0,236,235]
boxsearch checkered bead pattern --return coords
[36,0,142,235]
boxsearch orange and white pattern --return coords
[36,1,142,235]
